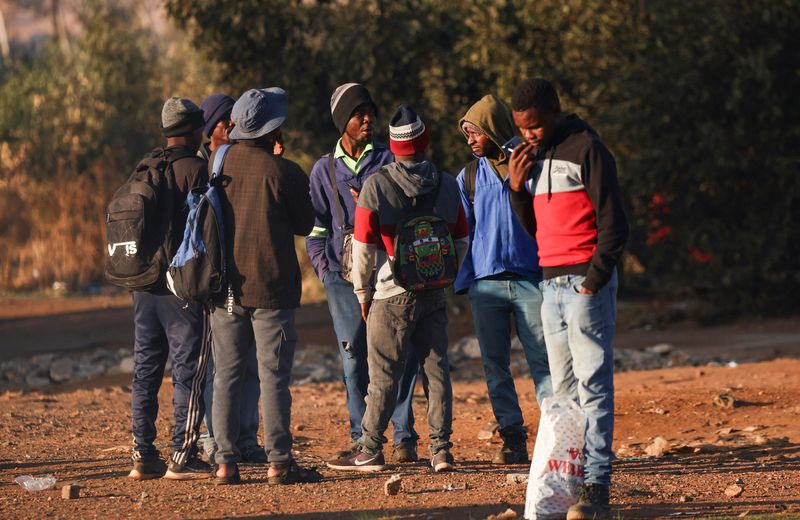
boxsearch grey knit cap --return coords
[330,83,376,135]
[161,97,204,137]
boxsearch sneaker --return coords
[326,448,386,472]
[567,483,611,520]
[335,442,360,458]
[431,449,455,472]
[392,442,418,463]
[163,457,212,480]
[240,445,268,464]
[128,452,166,480]
[268,460,323,485]
[492,430,529,465]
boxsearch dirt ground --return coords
[1,297,799,519]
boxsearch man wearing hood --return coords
[326,105,469,473]
[455,94,552,465]
[306,83,420,462]
[508,78,628,519]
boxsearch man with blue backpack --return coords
[306,83,420,463]
[455,94,552,465]
[105,96,212,480]
[207,88,320,485]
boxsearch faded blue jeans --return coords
[540,271,618,486]
[323,271,419,446]
[468,277,552,436]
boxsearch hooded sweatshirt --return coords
[459,94,516,179]
[453,95,542,293]
[509,114,629,292]
[352,160,469,303]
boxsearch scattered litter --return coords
[486,508,517,520]
[443,483,468,491]
[738,511,751,517]
[505,473,528,484]
[712,393,736,409]
[384,474,402,496]
[645,343,673,355]
[678,495,693,502]
[742,425,765,432]
[727,361,739,368]
[724,483,744,498]
[645,436,670,457]
[100,445,129,453]
[14,475,57,491]
[61,484,80,499]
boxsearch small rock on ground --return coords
[384,474,402,496]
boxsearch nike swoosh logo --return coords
[354,457,375,466]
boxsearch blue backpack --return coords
[166,144,231,305]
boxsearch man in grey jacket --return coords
[326,106,469,473]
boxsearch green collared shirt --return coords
[334,138,374,174]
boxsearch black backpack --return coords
[103,148,191,290]
[166,144,231,305]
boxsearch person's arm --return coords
[352,179,379,319]
[450,203,470,271]
[581,140,629,293]
[507,143,537,239]
[305,161,332,280]
[455,168,475,240]
[283,162,314,237]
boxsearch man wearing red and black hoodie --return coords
[507,78,628,520]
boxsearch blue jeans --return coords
[541,271,618,486]
[468,278,552,435]
[200,339,261,457]
[323,271,419,445]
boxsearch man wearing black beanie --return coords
[306,83,421,463]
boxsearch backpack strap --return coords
[327,151,347,231]
[463,159,479,204]
[210,144,231,183]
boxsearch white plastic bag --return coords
[14,475,57,491]
[524,396,586,519]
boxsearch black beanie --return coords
[330,83,377,135]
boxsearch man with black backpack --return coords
[306,83,420,463]
[326,106,469,473]
[455,94,552,465]
[113,97,211,480]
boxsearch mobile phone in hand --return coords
[501,136,523,156]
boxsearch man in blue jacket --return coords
[455,94,552,464]
[306,83,419,462]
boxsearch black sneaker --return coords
[240,445,268,464]
[128,452,166,480]
[431,449,455,472]
[492,430,529,465]
[567,483,611,520]
[392,442,418,463]
[326,448,386,472]
[163,457,212,480]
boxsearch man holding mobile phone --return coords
[306,83,420,463]
[507,78,628,519]
[455,94,552,466]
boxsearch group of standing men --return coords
[123,77,627,519]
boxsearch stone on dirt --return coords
[713,393,736,408]
[61,484,80,499]
[725,483,744,498]
[486,508,517,520]
[506,473,528,484]
[645,436,670,457]
[478,420,500,440]
[384,474,402,496]
[49,358,75,382]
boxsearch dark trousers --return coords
[358,290,453,455]
[131,292,209,466]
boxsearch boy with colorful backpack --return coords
[326,105,469,472]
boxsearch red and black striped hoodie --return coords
[509,114,628,292]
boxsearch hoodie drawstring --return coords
[547,146,556,201]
